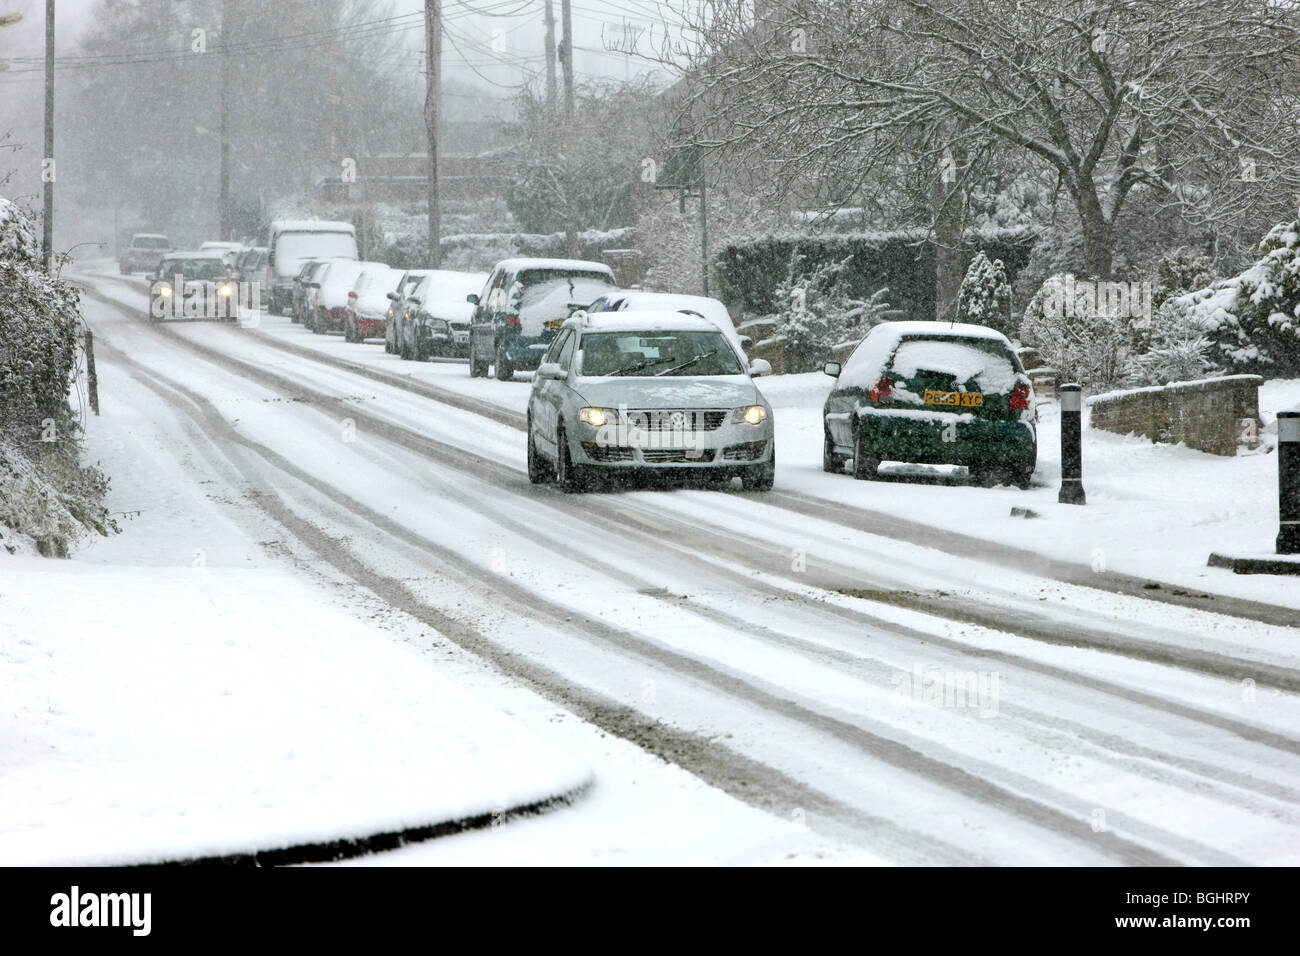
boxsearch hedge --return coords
[712,227,1038,317]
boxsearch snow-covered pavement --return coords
[10,261,1298,865]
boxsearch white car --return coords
[586,290,752,359]
[527,310,775,492]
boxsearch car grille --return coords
[641,448,717,464]
[581,443,635,462]
[721,441,767,462]
[623,410,728,432]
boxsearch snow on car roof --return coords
[269,219,355,233]
[840,321,1016,389]
[869,320,1013,343]
[577,309,720,333]
[494,257,614,276]
[162,249,226,259]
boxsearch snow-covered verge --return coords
[0,557,593,865]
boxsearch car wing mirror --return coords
[386,291,399,301]
[749,358,772,378]
[466,293,479,305]
[823,361,841,378]
[536,362,564,381]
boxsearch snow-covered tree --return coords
[956,252,1013,335]
[1178,219,1300,376]
[666,0,1300,282]
[1019,273,1129,389]
[1122,300,1220,385]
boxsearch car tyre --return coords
[745,449,775,491]
[527,418,550,484]
[555,426,588,493]
[494,340,514,381]
[970,466,1000,488]
[852,423,879,480]
[823,427,845,474]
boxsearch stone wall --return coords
[1087,375,1264,456]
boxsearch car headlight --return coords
[158,286,172,296]
[732,405,767,425]
[218,284,233,297]
[578,407,616,427]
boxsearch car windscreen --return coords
[157,258,225,280]
[887,336,1021,396]
[135,236,169,249]
[579,330,744,377]
[276,232,357,261]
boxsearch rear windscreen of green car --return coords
[887,336,1020,397]
[579,330,744,377]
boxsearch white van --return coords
[266,220,358,314]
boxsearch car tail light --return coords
[1010,383,1031,411]
[869,378,893,403]
[505,313,521,329]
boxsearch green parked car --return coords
[822,321,1037,488]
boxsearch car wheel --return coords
[555,426,588,493]
[494,340,514,381]
[745,448,775,491]
[1010,464,1034,490]
[852,423,879,480]
[470,344,490,377]
[970,466,1000,488]
[527,417,550,484]
[823,427,845,474]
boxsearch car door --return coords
[471,268,505,358]
[532,329,573,456]
[826,339,874,450]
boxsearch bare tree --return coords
[667,0,1300,281]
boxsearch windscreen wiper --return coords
[655,350,717,376]
[609,356,672,376]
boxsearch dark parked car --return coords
[822,321,1037,488]
[468,258,615,380]
[400,270,488,361]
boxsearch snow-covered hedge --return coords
[1174,219,1300,376]
[713,227,1036,318]
[0,198,115,556]
[767,256,896,371]
[0,198,81,436]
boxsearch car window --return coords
[557,330,578,371]
[543,328,571,366]
[578,330,744,377]
[887,336,1021,395]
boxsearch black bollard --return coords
[1278,410,1299,554]
[1058,383,1086,505]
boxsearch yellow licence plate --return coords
[924,390,983,407]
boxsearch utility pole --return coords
[543,0,557,113]
[42,0,54,270]
[219,0,231,241]
[560,0,577,257]
[424,0,441,267]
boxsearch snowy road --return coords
[69,266,1300,865]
